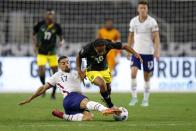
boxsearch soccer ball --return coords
[113,107,128,121]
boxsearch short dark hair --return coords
[93,39,106,47]
[138,0,148,6]
[58,56,68,63]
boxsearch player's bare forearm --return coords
[76,54,82,71]
[153,31,160,60]
[76,54,86,80]
[19,84,51,105]
[127,32,134,48]
[32,34,38,54]
[154,32,160,53]
[126,32,134,59]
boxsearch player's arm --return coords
[126,32,134,59]
[76,53,86,80]
[32,22,41,54]
[122,44,143,63]
[153,31,160,61]
[19,83,52,105]
[108,41,142,63]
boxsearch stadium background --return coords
[0,1,196,131]
[0,0,196,92]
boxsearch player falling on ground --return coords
[33,9,65,99]
[127,0,160,107]
[76,39,143,108]
[97,18,121,72]
[19,56,121,121]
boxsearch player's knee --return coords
[38,66,45,76]
[82,113,93,121]
[97,81,107,91]
[99,83,107,92]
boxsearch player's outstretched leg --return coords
[80,98,122,116]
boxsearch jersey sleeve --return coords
[47,73,57,86]
[151,19,159,32]
[56,23,63,36]
[129,19,134,32]
[79,44,91,58]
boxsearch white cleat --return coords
[141,100,149,107]
[128,97,138,106]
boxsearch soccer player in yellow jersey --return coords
[97,19,121,71]
[33,9,65,99]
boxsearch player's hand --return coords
[135,53,143,64]
[126,53,131,60]
[154,51,160,61]
[19,99,31,106]
[78,70,86,80]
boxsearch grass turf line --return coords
[0,93,196,131]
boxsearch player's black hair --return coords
[93,39,111,47]
[138,0,148,6]
[58,56,68,63]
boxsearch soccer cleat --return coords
[102,108,122,116]
[141,100,149,107]
[128,97,138,106]
[52,109,64,119]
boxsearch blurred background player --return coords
[127,0,160,107]
[19,56,121,121]
[97,18,121,72]
[33,9,65,99]
[76,39,143,108]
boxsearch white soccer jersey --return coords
[129,15,159,54]
[47,70,81,97]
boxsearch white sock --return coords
[131,78,137,98]
[63,113,83,121]
[143,81,150,101]
[86,101,108,112]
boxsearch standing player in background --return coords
[97,19,121,72]
[76,39,143,108]
[19,56,121,121]
[33,9,65,99]
[127,0,160,107]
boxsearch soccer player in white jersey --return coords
[19,56,121,121]
[127,0,160,107]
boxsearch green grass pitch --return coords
[0,93,196,131]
